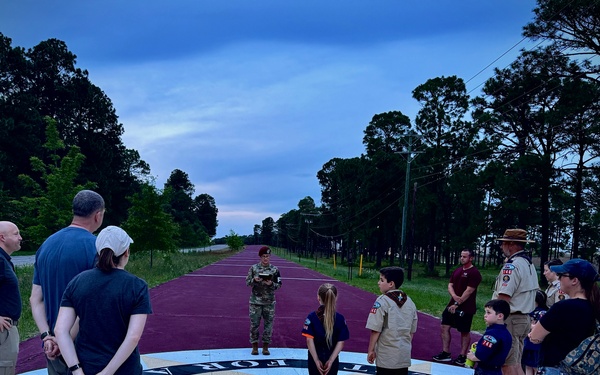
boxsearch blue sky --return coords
[0,1,538,238]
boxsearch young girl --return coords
[302,283,350,375]
[522,289,548,375]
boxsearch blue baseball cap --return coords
[550,259,599,283]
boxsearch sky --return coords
[0,1,539,238]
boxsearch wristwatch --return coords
[68,363,82,371]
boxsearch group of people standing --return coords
[0,190,151,375]
[247,246,418,375]
[433,228,600,375]
[3,201,599,375]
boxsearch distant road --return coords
[12,244,230,267]
[180,244,229,253]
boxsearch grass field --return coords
[15,246,502,342]
[274,248,503,334]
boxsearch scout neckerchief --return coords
[385,290,408,309]
[507,250,533,265]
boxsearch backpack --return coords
[559,320,600,375]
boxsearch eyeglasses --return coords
[558,273,572,279]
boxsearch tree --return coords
[0,34,45,195]
[261,217,275,246]
[0,33,150,225]
[12,116,94,249]
[253,224,261,245]
[362,111,412,265]
[164,169,204,247]
[123,182,179,253]
[474,47,577,268]
[412,76,481,274]
[524,0,600,77]
[225,230,245,251]
[552,73,600,257]
[276,209,301,252]
[192,193,218,237]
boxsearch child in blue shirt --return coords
[522,290,548,375]
[466,299,512,375]
[302,283,349,375]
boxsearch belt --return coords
[7,318,18,326]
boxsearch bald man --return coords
[0,221,23,375]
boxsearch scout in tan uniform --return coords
[542,259,569,308]
[366,266,418,375]
[493,228,539,375]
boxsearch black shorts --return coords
[441,307,474,333]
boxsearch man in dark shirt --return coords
[433,248,482,366]
[0,221,23,375]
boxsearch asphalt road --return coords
[11,244,230,267]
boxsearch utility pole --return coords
[300,212,319,258]
[396,133,422,266]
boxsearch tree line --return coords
[253,0,600,276]
[0,34,218,252]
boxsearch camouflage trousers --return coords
[249,303,275,344]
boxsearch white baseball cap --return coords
[95,226,133,256]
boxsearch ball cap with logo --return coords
[96,225,134,256]
[495,228,535,243]
[551,258,599,283]
[258,246,271,257]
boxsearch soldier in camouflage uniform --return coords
[246,246,282,355]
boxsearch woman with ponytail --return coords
[301,283,350,375]
[54,226,152,375]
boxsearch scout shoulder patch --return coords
[303,318,311,330]
[482,335,497,348]
[502,264,515,274]
[370,301,381,314]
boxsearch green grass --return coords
[15,248,240,341]
[275,249,502,334]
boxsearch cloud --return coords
[0,0,539,237]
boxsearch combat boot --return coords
[251,343,259,355]
[262,343,270,355]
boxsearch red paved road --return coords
[17,245,479,373]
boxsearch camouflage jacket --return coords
[246,263,282,305]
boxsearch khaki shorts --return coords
[504,313,531,365]
[0,325,19,375]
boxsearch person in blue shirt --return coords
[30,189,105,374]
[467,299,512,375]
[302,283,349,375]
[522,290,548,375]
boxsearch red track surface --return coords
[17,245,479,373]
